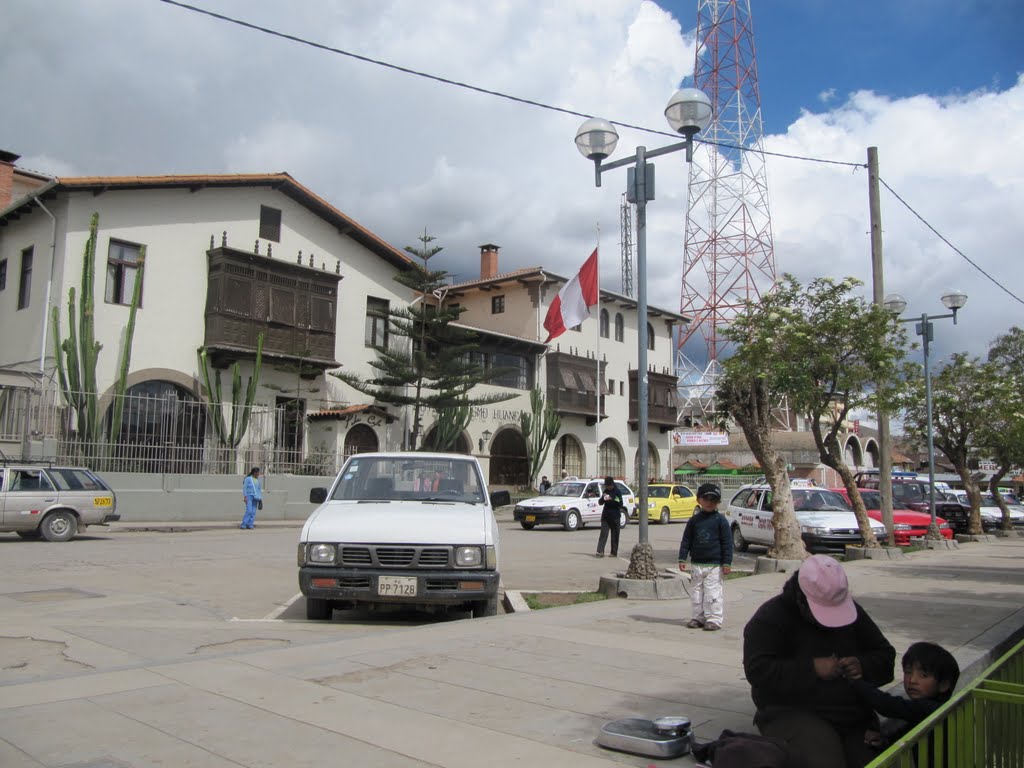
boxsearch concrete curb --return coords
[845,546,908,560]
[502,589,531,613]
[597,572,687,600]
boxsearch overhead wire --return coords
[156,0,1020,306]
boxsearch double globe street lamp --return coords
[884,289,968,540]
[574,88,713,547]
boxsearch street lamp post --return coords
[574,88,712,547]
[884,290,968,539]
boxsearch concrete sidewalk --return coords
[1,539,1022,767]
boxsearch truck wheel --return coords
[564,510,581,531]
[472,597,498,618]
[305,597,333,620]
[660,508,671,525]
[732,525,749,553]
[17,530,41,540]
[519,522,536,530]
[619,511,628,529]
[40,511,78,542]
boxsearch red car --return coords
[832,488,954,546]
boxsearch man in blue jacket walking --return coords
[678,482,733,631]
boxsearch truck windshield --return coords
[330,456,485,504]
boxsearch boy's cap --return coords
[696,483,722,500]
[798,555,857,627]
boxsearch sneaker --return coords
[686,619,705,629]
[703,622,722,632]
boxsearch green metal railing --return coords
[867,637,1024,767]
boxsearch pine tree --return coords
[333,230,514,450]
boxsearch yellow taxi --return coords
[636,482,698,524]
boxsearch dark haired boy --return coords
[852,641,960,750]
[678,482,733,631]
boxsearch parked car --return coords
[513,477,635,531]
[0,463,119,541]
[832,488,953,546]
[299,452,507,620]
[723,482,888,554]
[635,482,698,525]
[854,473,969,534]
[976,493,1024,532]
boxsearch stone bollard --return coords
[845,546,908,560]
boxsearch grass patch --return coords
[522,591,608,610]
[725,571,750,580]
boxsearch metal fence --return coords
[867,637,1024,767]
[2,385,350,476]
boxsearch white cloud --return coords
[2,0,1020,363]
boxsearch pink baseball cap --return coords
[797,555,857,627]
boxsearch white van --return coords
[298,452,507,620]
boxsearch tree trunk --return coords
[990,467,1013,531]
[955,460,984,535]
[810,420,880,547]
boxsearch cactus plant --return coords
[197,333,264,469]
[519,387,560,488]
[427,399,471,452]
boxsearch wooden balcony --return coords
[546,351,607,424]
[628,369,679,431]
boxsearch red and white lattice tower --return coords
[676,0,778,426]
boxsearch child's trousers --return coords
[690,564,724,625]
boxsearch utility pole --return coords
[868,146,895,543]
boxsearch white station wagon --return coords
[0,464,119,541]
[513,477,635,531]
[724,482,888,553]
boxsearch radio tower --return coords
[677,0,778,426]
[620,194,634,297]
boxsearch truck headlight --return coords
[455,546,482,567]
[801,526,830,535]
[308,543,336,564]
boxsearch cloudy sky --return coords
[3,0,1022,363]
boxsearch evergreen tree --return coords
[333,230,514,449]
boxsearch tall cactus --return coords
[52,213,103,456]
[428,399,471,452]
[198,334,264,466]
[519,387,560,488]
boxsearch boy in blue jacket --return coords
[678,482,733,631]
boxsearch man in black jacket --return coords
[743,555,896,768]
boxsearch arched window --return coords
[553,434,586,478]
[647,322,655,351]
[599,438,624,478]
[600,308,610,339]
[633,442,661,483]
[110,380,206,473]
[614,313,624,342]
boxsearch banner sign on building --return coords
[672,431,729,447]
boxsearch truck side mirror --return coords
[309,487,328,504]
[490,490,511,508]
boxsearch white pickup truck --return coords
[298,452,509,620]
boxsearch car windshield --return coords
[546,481,585,497]
[792,489,850,512]
[329,456,485,504]
[858,490,909,510]
[648,486,670,498]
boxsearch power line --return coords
[156,0,863,170]
[879,177,1024,307]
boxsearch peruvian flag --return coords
[543,248,599,343]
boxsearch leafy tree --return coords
[716,283,806,561]
[983,327,1024,529]
[332,230,513,449]
[765,276,908,548]
[902,353,996,535]
[519,388,560,488]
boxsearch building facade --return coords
[0,155,687,489]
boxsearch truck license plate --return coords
[525,515,536,522]
[378,576,417,597]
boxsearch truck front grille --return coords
[337,545,452,569]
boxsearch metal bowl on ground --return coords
[597,716,693,758]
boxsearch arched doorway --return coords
[844,436,863,468]
[109,380,206,473]
[599,438,625,478]
[422,426,471,454]
[489,427,528,487]
[633,442,661,483]
[864,440,879,469]
[345,424,379,459]
[553,434,586,478]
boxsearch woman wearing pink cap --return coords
[742,555,896,768]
